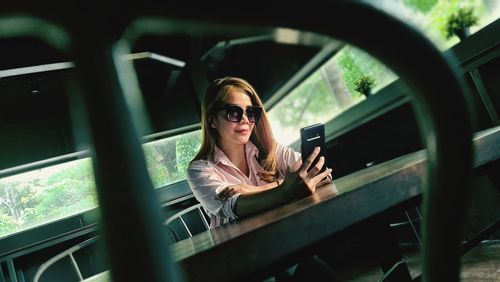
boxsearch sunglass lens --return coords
[226,107,243,122]
[246,107,262,123]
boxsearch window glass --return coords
[142,130,202,188]
[371,0,499,50]
[268,46,397,145]
[269,0,500,146]
[0,158,97,238]
[0,130,201,239]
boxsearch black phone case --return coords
[300,123,326,172]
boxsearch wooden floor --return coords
[337,240,500,281]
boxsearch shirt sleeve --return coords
[186,160,240,220]
[275,142,301,178]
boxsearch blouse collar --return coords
[211,141,260,167]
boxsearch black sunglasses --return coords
[217,104,262,123]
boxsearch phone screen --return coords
[300,123,326,172]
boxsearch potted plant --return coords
[354,75,375,98]
[445,7,478,41]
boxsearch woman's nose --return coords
[239,112,250,124]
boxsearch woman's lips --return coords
[235,129,249,135]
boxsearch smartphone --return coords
[300,123,326,172]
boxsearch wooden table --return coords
[78,126,500,282]
[169,125,500,281]
[170,155,424,281]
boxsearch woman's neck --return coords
[220,143,249,176]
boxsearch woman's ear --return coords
[209,117,217,128]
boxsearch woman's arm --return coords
[235,148,332,218]
[216,179,283,200]
[234,185,289,217]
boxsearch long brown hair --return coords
[191,77,278,182]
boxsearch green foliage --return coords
[0,213,17,236]
[35,177,96,218]
[445,7,478,38]
[144,145,170,187]
[46,160,94,186]
[429,0,483,41]
[0,159,98,237]
[270,71,334,129]
[336,46,396,97]
[39,160,97,218]
[403,0,438,13]
[176,133,201,175]
[337,49,364,97]
[143,131,201,188]
[354,75,376,95]
[0,180,41,223]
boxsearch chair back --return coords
[33,236,102,282]
[163,203,210,242]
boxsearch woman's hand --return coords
[231,150,331,218]
[282,147,333,201]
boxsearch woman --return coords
[187,76,333,228]
[187,76,341,281]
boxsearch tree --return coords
[176,132,201,176]
[403,0,438,13]
[337,48,365,97]
[150,139,178,180]
[0,179,40,224]
[270,72,334,129]
[143,132,201,187]
[36,159,97,219]
[321,58,353,109]
[0,213,17,237]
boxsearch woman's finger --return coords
[301,147,321,173]
[306,156,325,179]
[312,168,333,185]
[316,177,333,188]
[325,167,333,181]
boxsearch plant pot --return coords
[455,26,470,41]
[362,89,371,98]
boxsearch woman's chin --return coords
[234,136,250,144]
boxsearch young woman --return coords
[186,76,341,281]
[187,76,334,228]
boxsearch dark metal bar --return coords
[460,219,500,255]
[6,260,17,282]
[468,68,499,122]
[71,31,180,281]
[367,222,413,281]
[405,209,422,245]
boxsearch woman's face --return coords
[212,88,256,149]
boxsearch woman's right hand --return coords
[282,147,333,201]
